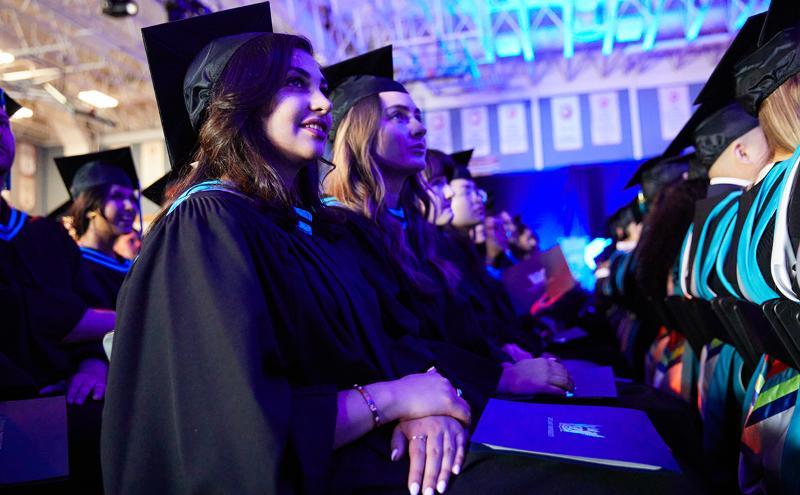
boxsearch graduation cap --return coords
[694,13,766,106]
[625,155,688,202]
[607,199,641,236]
[46,200,72,220]
[664,101,758,174]
[0,88,22,118]
[450,149,473,168]
[141,169,181,206]
[141,2,273,170]
[626,156,664,189]
[734,0,800,115]
[54,147,139,199]
[448,149,474,181]
[323,45,408,142]
[54,147,142,231]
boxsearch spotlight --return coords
[102,0,139,18]
[0,50,14,65]
[78,90,119,109]
[11,107,33,120]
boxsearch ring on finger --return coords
[411,434,428,441]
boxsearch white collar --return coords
[708,177,752,188]
[615,240,637,253]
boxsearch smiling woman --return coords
[261,51,332,180]
[54,148,140,310]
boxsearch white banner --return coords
[139,140,167,187]
[497,102,529,154]
[551,95,583,151]
[16,142,37,177]
[424,110,453,153]
[657,85,691,141]
[16,176,36,212]
[589,92,622,146]
[460,106,491,157]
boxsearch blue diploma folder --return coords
[563,362,618,399]
[472,399,679,471]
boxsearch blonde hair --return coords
[325,95,385,217]
[758,73,800,158]
[324,95,460,291]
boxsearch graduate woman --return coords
[54,148,139,310]
[322,48,573,390]
[423,148,540,362]
[103,5,478,495]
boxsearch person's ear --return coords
[733,140,750,164]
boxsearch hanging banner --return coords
[551,95,583,151]
[424,110,453,153]
[498,102,530,155]
[140,140,167,186]
[460,106,491,157]
[16,142,37,177]
[657,85,691,141]
[589,92,622,146]
[16,176,36,212]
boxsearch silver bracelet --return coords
[353,384,381,428]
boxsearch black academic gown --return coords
[685,182,744,298]
[76,247,130,309]
[0,197,90,397]
[721,171,783,301]
[104,190,501,494]
[323,209,503,408]
[0,198,107,493]
[437,227,541,354]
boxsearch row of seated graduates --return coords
[427,150,624,368]
[604,2,800,493]
[421,151,708,486]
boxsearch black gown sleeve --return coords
[327,212,502,411]
[0,217,93,395]
[102,194,337,495]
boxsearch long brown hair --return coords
[153,33,329,230]
[759,73,800,159]
[634,178,708,297]
[324,95,460,291]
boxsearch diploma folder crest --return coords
[471,399,679,472]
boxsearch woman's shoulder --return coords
[143,187,292,262]
[23,214,76,245]
[164,186,289,234]
[166,184,255,218]
[326,205,386,250]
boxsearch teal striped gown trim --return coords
[0,207,27,241]
[692,191,742,300]
[736,160,792,304]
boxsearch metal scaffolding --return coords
[0,0,770,145]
